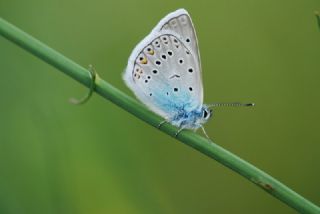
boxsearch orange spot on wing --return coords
[140,57,147,64]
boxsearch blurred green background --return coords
[1,0,319,213]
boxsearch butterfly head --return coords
[200,106,213,124]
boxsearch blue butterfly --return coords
[123,9,252,138]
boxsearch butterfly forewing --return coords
[153,9,203,102]
[157,13,201,70]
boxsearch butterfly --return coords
[123,9,253,138]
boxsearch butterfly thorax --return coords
[170,105,212,130]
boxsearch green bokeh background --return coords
[1,0,319,213]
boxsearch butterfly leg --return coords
[69,64,98,105]
[200,126,212,141]
[157,120,167,129]
[174,128,184,138]
[158,117,172,128]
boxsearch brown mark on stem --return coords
[251,177,274,192]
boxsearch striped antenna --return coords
[208,102,255,107]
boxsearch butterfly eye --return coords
[203,109,212,119]
[203,110,208,118]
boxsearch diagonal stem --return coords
[0,17,319,214]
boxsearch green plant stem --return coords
[0,17,319,214]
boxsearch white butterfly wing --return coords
[153,10,202,73]
[153,9,203,103]
[123,9,203,119]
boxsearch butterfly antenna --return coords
[208,102,255,107]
